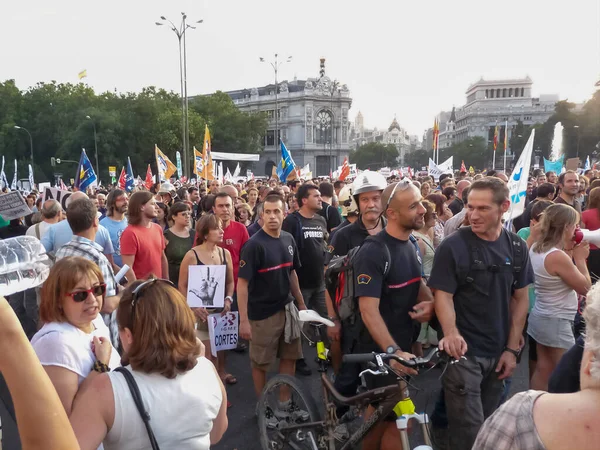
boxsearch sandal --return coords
[221,373,238,385]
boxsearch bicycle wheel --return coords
[258,374,323,450]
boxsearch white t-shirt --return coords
[104,357,222,450]
[26,221,52,240]
[31,316,121,384]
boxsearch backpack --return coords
[457,226,524,290]
[325,234,421,323]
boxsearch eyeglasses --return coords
[131,278,176,309]
[67,284,107,302]
[385,180,413,211]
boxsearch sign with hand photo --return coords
[187,264,226,308]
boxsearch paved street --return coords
[0,342,530,450]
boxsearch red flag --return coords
[145,164,153,190]
[339,157,350,181]
[407,167,413,179]
[460,160,467,173]
[493,125,499,151]
[117,167,126,190]
[59,178,68,190]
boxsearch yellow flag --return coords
[155,145,177,181]
[78,69,87,80]
[201,125,214,180]
[193,146,203,176]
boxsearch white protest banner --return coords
[379,167,391,177]
[207,312,239,357]
[504,130,535,223]
[438,156,454,173]
[0,191,32,220]
[38,182,51,192]
[187,264,226,308]
[43,187,73,211]
[428,158,444,180]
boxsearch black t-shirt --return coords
[282,212,327,289]
[318,201,342,233]
[448,198,464,216]
[238,229,301,321]
[554,195,582,215]
[328,218,352,242]
[427,227,534,357]
[548,336,584,394]
[325,217,374,265]
[353,231,423,352]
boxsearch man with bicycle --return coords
[429,177,533,450]
[352,180,434,449]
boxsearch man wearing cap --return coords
[158,182,178,207]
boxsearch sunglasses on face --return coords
[67,284,107,302]
[131,278,176,309]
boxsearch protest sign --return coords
[108,166,117,177]
[0,191,32,220]
[187,264,226,308]
[43,187,73,211]
[207,312,239,357]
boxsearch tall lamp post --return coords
[260,54,292,166]
[85,116,100,179]
[328,80,341,175]
[14,125,34,177]
[156,13,203,179]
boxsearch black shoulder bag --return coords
[114,367,160,450]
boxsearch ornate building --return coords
[223,59,353,176]
[350,113,412,165]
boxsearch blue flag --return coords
[126,157,135,192]
[276,140,296,181]
[74,149,97,191]
[543,156,563,175]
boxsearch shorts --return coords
[249,309,302,370]
[195,308,219,342]
[527,314,575,350]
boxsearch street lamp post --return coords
[260,54,292,167]
[14,125,34,178]
[156,13,203,179]
[329,80,341,175]
[85,116,100,180]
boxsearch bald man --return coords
[26,199,63,240]
[220,184,239,200]
[41,191,115,264]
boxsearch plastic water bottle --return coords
[0,236,51,297]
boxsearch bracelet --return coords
[225,296,233,303]
[93,360,111,373]
[503,346,520,358]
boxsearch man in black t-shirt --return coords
[318,181,342,232]
[428,177,533,450]
[353,180,435,449]
[282,183,328,376]
[238,194,307,400]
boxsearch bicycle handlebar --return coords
[342,347,450,368]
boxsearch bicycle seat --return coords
[298,309,335,327]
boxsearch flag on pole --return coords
[0,156,8,189]
[407,167,414,179]
[11,159,17,191]
[504,121,508,152]
[469,166,475,174]
[59,178,68,190]
[433,118,439,162]
[74,149,97,191]
[233,163,241,178]
[117,167,126,190]
[193,146,203,177]
[339,157,350,181]
[176,151,182,179]
[276,140,296,181]
[78,69,87,80]
[155,145,177,181]
[460,160,467,173]
[225,167,233,182]
[28,164,34,190]
[201,125,214,180]
[504,130,535,224]
[145,165,153,190]
[125,157,135,192]
[493,124,499,151]
[217,162,224,182]
[585,155,591,171]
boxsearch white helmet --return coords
[352,171,387,196]
[158,182,176,196]
[338,185,358,217]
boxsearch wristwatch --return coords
[386,345,401,355]
[503,346,521,357]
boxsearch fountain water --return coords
[549,122,564,162]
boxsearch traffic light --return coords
[51,157,56,167]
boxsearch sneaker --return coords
[277,400,310,422]
[295,359,312,376]
[264,406,280,430]
[333,423,349,441]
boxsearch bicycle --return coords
[257,309,459,450]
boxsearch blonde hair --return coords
[583,282,600,380]
[533,204,579,254]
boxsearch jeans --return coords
[300,286,327,318]
[443,355,504,450]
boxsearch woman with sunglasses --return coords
[164,202,196,286]
[31,257,121,416]
[69,278,228,449]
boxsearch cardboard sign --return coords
[207,312,239,357]
[43,187,73,210]
[0,191,32,220]
[187,264,226,308]
[566,158,580,171]
[108,166,117,177]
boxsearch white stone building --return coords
[350,113,412,165]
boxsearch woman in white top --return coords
[70,278,228,450]
[31,257,120,415]
[528,204,591,390]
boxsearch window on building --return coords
[521,87,525,97]
[266,130,275,146]
[497,89,501,98]
[490,90,494,98]
[509,88,513,97]
[315,110,333,145]
[266,110,274,119]
[502,88,507,97]
[485,89,488,98]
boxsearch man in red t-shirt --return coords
[120,191,168,281]
[214,190,250,363]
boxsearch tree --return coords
[404,149,429,170]
[349,142,399,170]
[439,137,488,170]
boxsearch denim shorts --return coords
[527,313,575,350]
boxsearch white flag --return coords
[504,130,535,223]
[11,159,17,191]
[0,156,8,189]
[28,164,34,190]
[225,167,233,182]
[233,163,241,178]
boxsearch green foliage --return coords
[439,137,488,170]
[404,149,430,170]
[0,80,267,183]
[349,142,399,170]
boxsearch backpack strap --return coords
[458,227,489,284]
[35,223,41,240]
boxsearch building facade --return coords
[223,60,352,177]
[350,113,413,165]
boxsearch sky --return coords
[2,0,599,138]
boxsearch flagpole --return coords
[504,120,508,171]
